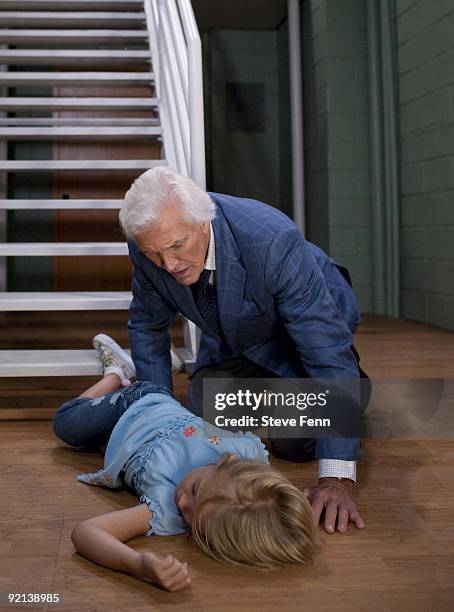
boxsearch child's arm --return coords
[71,504,191,592]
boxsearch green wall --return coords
[203,29,289,213]
[397,0,454,329]
[277,19,293,219]
[302,0,372,312]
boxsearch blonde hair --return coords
[191,456,318,569]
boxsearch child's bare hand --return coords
[138,552,191,591]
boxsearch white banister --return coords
[143,0,160,96]
[161,66,188,175]
[159,3,190,164]
[163,0,188,105]
[176,0,205,189]
[144,0,205,190]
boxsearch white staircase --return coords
[0,0,205,377]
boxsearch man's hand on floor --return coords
[304,477,365,534]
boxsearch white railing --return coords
[144,0,206,190]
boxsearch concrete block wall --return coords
[277,19,293,219]
[303,0,330,254]
[205,30,284,210]
[397,0,454,329]
[303,0,372,312]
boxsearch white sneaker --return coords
[93,334,136,387]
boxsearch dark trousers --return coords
[187,352,371,463]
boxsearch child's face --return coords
[175,464,217,526]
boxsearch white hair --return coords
[120,167,216,238]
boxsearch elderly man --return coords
[119,167,369,534]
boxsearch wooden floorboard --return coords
[0,315,453,611]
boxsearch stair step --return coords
[0,29,148,46]
[0,71,153,87]
[0,348,191,377]
[0,49,150,66]
[0,1,144,10]
[0,242,128,256]
[0,291,131,311]
[0,12,146,28]
[0,97,157,111]
[0,159,166,171]
[0,126,161,140]
[0,349,109,377]
[0,199,123,209]
[0,118,158,127]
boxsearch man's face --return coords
[135,203,210,285]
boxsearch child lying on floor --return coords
[53,334,317,592]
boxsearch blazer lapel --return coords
[212,212,246,349]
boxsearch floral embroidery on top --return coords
[183,425,198,437]
[208,435,221,445]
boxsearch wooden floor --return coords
[0,315,454,611]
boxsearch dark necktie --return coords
[191,269,222,336]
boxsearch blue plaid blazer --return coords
[127,193,362,460]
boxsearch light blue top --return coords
[77,392,269,536]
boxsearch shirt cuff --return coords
[318,459,356,482]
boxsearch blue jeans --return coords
[53,381,173,452]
